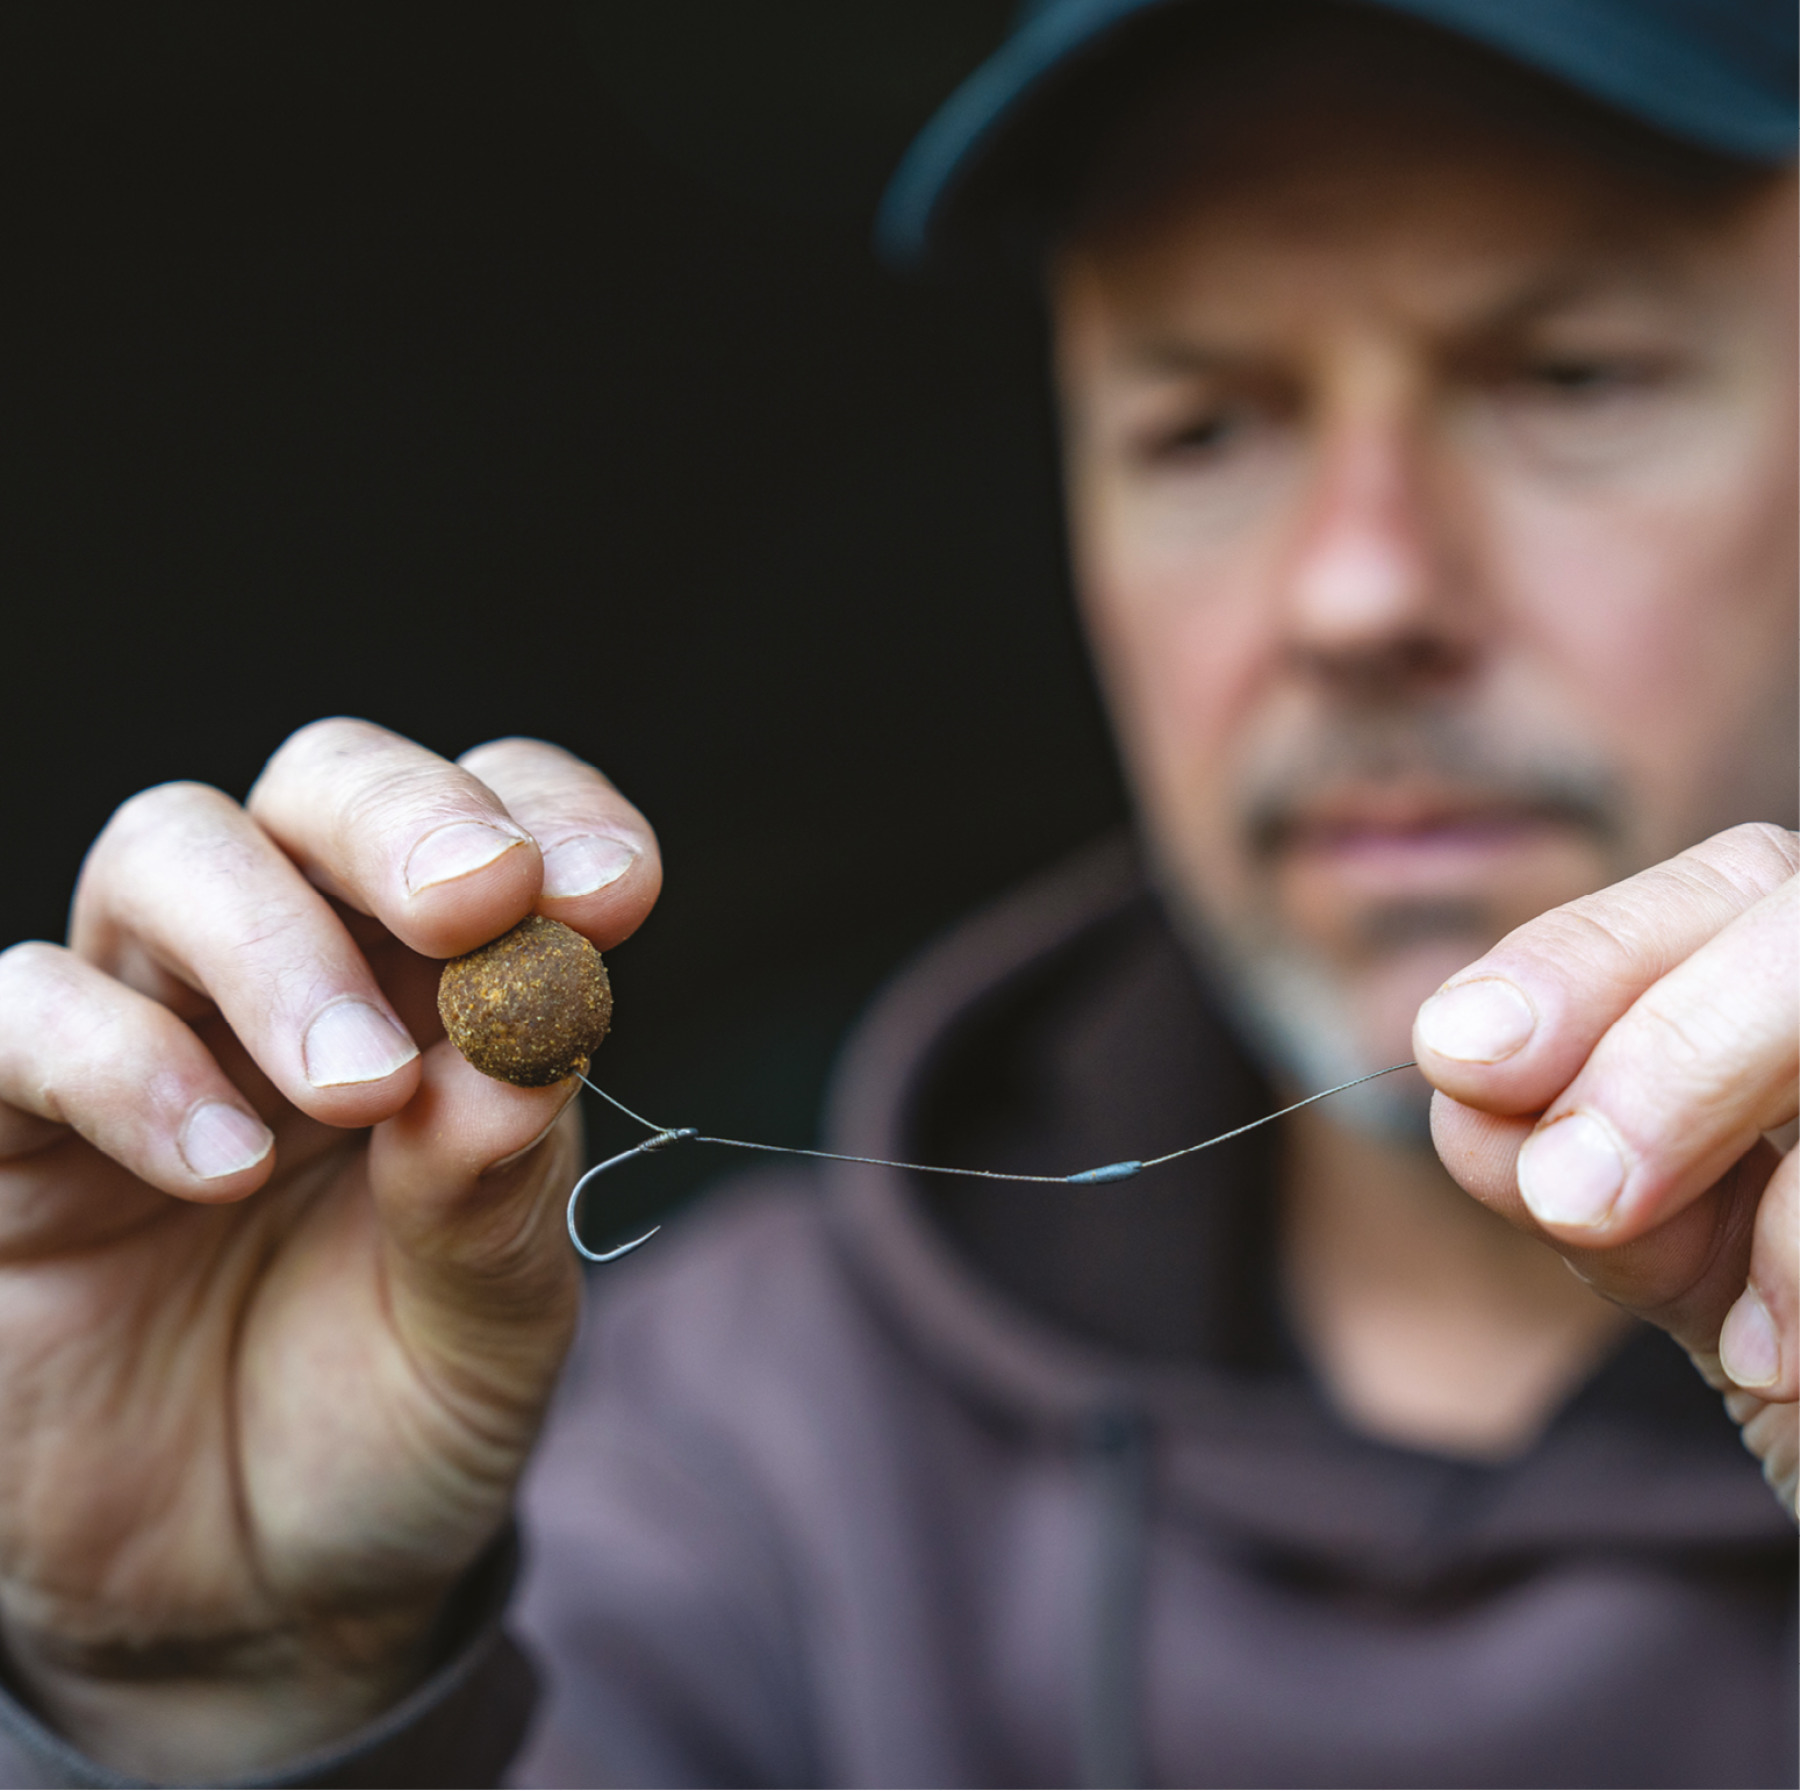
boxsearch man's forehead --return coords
[1054,106,1761,356]
[1058,214,1712,365]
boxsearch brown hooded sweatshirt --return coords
[2,840,1793,1789]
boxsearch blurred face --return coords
[1053,65,1797,1122]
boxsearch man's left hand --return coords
[1415,823,1798,1518]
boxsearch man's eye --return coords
[1519,356,1653,398]
[1145,408,1244,460]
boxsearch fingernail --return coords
[404,821,530,895]
[179,1101,274,1180]
[1720,1286,1781,1389]
[540,834,637,899]
[304,1000,419,1088]
[1517,1111,1626,1230]
[1416,978,1537,1063]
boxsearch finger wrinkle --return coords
[1699,821,1800,889]
[1533,840,1793,983]
[231,898,328,961]
[1550,889,1714,974]
[340,765,516,847]
[1601,992,1799,1146]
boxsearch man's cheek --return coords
[1089,618,1254,857]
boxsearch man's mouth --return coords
[1254,788,1601,894]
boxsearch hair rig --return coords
[430,911,1418,1268]
[565,1060,1419,1265]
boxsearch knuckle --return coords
[271,714,385,767]
[1501,902,1645,1001]
[39,1001,192,1134]
[1712,820,1799,873]
[78,786,246,921]
[96,781,235,854]
[249,715,390,805]
[460,735,561,771]
[85,785,263,902]
[1680,823,1800,905]
[340,760,503,846]
[1518,839,1785,997]
[0,962,116,1120]
[1558,883,1681,965]
[253,720,521,872]
[461,738,620,813]
[0,939,71,1003]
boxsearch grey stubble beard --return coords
[1167,897,1441,1146]
[1147,703,1630,1149]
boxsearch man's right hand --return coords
[0,718,661,1782]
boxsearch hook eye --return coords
[564,1129,695,1263]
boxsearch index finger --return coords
[1413,824,1798,1117]
[245,717,546,960]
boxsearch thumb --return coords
[367,1041,586,1427]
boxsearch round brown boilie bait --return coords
[438,915,612,1088]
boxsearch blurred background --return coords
[0,1,1127,1244]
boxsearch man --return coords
[0,1,1793,1785]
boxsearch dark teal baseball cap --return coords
[876,0,1798,271]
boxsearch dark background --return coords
[0,2,1127,1243]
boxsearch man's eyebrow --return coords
[1113,340,1248,378]
[1111,263,1686,374]
[1467,267,1661,335]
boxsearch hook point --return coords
[570,1222,661,1265]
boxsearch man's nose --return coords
[1280,388,1471,689]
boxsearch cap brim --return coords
[877,0,1798,273]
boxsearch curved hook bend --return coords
[565,1128,696,1264]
